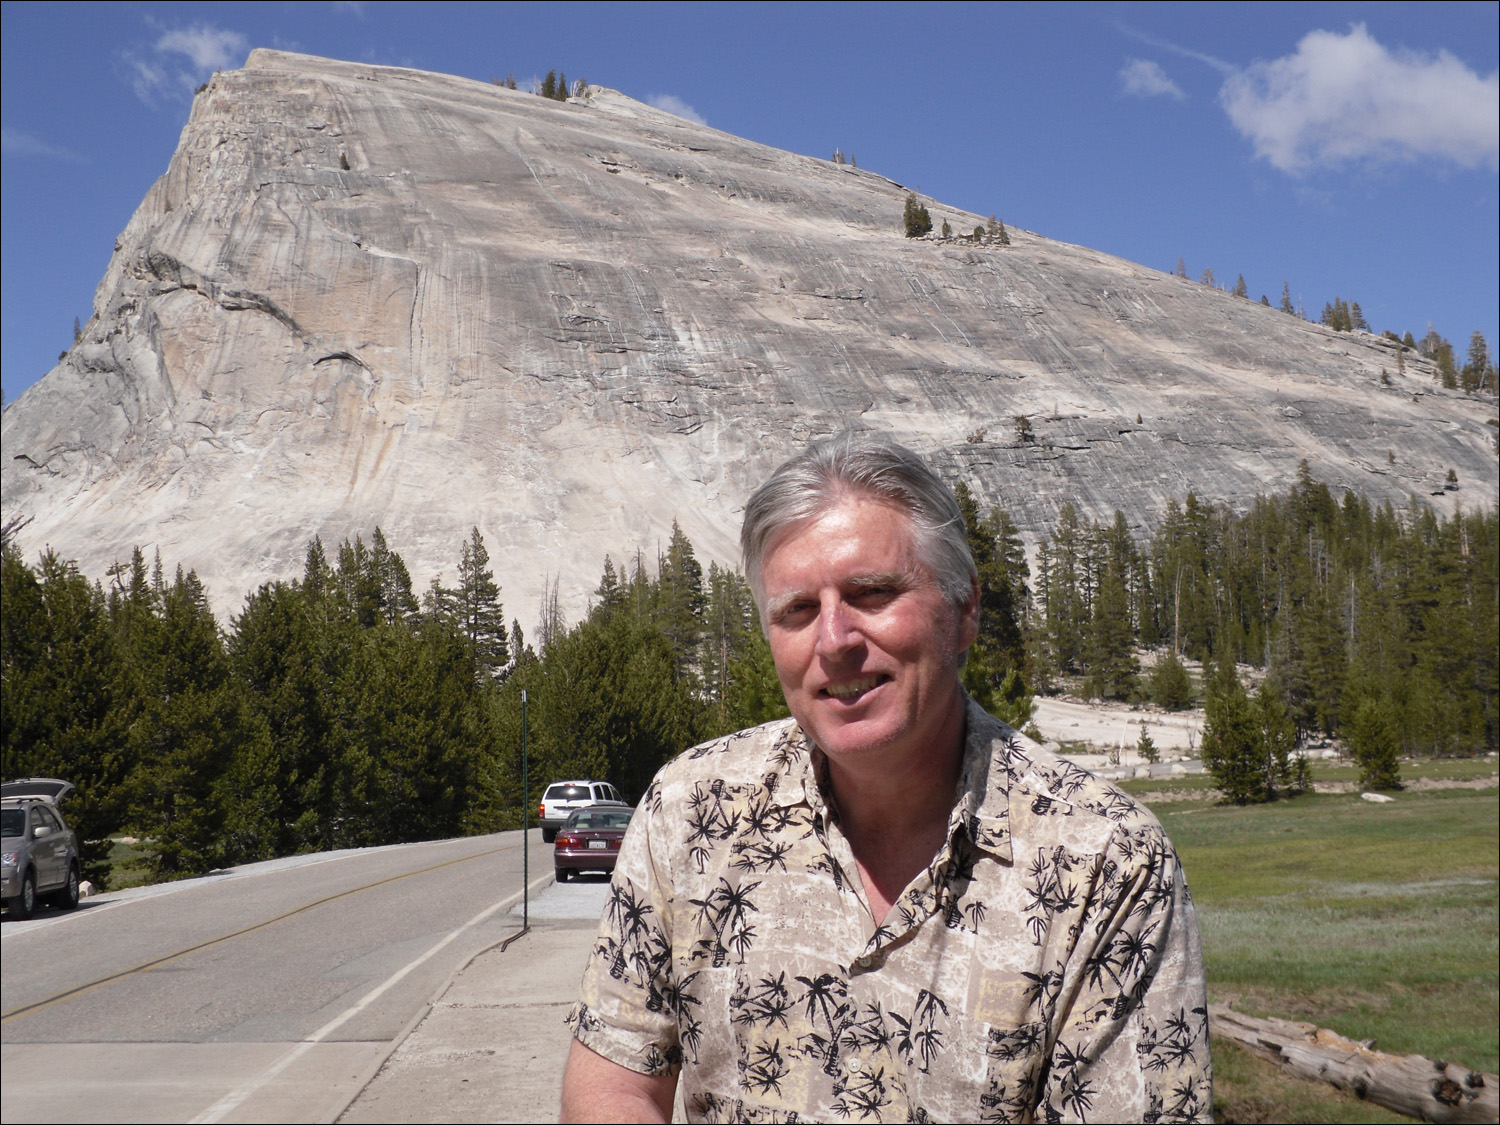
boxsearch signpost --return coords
[521,688,529,929]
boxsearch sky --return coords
[3,1,1497,404]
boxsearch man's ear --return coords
[956,574,980,652]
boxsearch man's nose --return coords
[814,598,860,655]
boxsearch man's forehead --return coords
[761,498,931,584]
[767,492,915,548]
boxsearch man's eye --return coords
[773,601,815,624]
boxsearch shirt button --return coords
[846,1056,863,1073]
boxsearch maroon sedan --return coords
[553,805,634,882]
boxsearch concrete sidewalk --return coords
[340,880,609,1124]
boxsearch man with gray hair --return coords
[562,433,1211,1122]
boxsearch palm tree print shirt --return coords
[567,698,1212,1122]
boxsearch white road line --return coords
[190,872,550,1124]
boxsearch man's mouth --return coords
[821,675,887,701]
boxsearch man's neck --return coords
[820,687,968,922]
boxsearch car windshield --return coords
[549,785,592,801]
[1,808,26,837]
[566,809,633,830]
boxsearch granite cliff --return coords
[4,49,1495,620]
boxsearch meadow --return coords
[1122,762,1499,1123]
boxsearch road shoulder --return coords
[340,914,599,1124]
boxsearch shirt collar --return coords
[765,696,1016,864]
[950,694,1015,864]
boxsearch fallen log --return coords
[1209,1003,1497,1124]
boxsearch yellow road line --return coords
[1,841,516,1023]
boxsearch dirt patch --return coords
[1312,775,1499,794]
[1138,775,1497,805]
[1033,695,1204,753]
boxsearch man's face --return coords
[759,495,978,769]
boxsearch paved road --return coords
[2,829,554,1123]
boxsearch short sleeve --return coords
[1038,823,1214,1122]
[565,781,682,1076]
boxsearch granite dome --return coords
[4,49,1494,621]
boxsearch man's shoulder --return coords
[968,704,1166,838]
[649,717,809,797]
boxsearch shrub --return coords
[1150,650,1193,710]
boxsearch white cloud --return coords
[156,26,247,72]
[1120,59,1185,100]
[1116,23,1233,76]
[646,94,707,126]
[125,24,248,104]
[1,126,85,162]
[1221,24,1499,173]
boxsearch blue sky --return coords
[3,2,1496,403]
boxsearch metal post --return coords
[521,688,529,930]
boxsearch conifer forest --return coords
[3,468,1495,884]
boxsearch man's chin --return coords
[801,712,904,761]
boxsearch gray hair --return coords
[740,432,977,612]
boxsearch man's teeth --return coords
[825,677,881,699]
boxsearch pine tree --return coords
[1279,282,1295,315]
[902,193,932,238]
[1149,648,1193,710]
[1136,720,1159,764]
[370,528,419,626]
[724,613,789,730]
[658,520,706,681]
[456,526,508,675]
[1347,696,1401,790]
[1232,274,1248,299]
[954,482,1028,715]
[1084,513,1139,700]
[2,544,131,885]
[699,562,757,733]
[1201,649,1267,803]
[537,575,565,654]
[230,576,337,856]
[540,70,557,99]
[1462,331,1491,392]
[1255,676,1298,795]
[126,566,249,878]
[1175,258,1188,279]
[1043,504,1090,673]
[594,555,625,616]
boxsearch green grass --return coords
[1150,788,1499,1121]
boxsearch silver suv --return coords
[2,778,82,920]
[539,780,626,842]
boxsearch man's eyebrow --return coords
[844,570,911,592]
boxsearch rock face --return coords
[4,50,1496,620]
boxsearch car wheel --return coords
[12,870,36,921]
[541,827,557,843]
[555,866,570,883]
[51,861,80,911]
